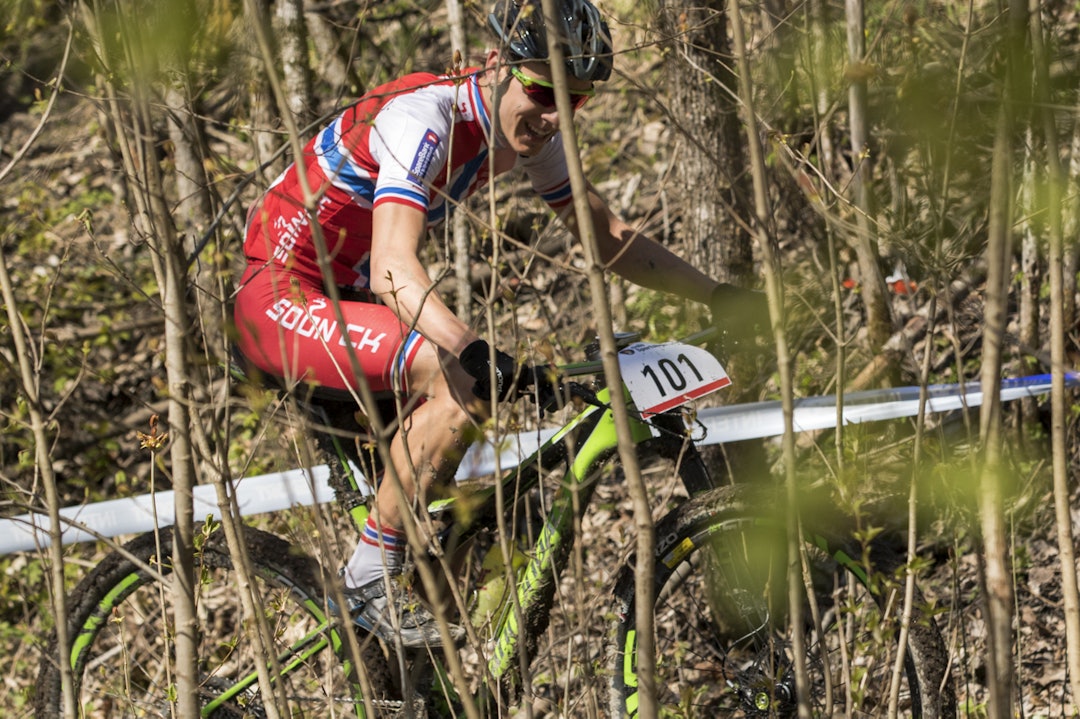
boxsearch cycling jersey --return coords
[243,68,574,289]
[236,69,574,394]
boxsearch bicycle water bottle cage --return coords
[584,332,641,361]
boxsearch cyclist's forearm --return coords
[572,187,719,304]
[375,274,478,356]
[600,221,718,305]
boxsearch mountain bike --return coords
[36,329,957,717]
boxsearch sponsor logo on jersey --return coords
[409,129,440,181]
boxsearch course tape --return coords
[1,373,1073,555]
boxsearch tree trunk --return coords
[163,82,225,354]
[541,3,657,717]
[844,0,893,353]
[306,8,354,93]
[1031,1,1080,706]
[657,0,766,482]
[1018,127,1041,424]
[446,0,472,321]
[0,25,77,716]
[726,3,808,712]
[980,99,1017,719]
[0,253,78,719]
[78,2,209,712]
[978,2,1030,709]
[657,0,753,283]
[809,0,836,175]
[130,66,203,719]
[246,0,285,180]
[274,0,314,125]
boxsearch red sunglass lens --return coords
[521,81,589,110]
[520,83,551,106]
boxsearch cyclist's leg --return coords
[235,261,479,644]
[370,337,482,529]
[339,339,477,582]
[334,339,482,646]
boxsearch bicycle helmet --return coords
[488,0,613,82]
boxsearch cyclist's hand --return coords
[459,339,523,402]
[709,283,770,346]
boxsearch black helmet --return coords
[488,0,613,82]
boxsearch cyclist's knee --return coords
[408,346,488,421]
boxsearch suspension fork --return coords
[648,411,717,497]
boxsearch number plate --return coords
[618,342,731,417]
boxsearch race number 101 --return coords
[640,354,704,397]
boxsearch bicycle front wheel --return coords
[607,485,955,718]
[35,523,389,718]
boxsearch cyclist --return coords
[233,0,765,648]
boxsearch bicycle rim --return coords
[36,525,378,718]
[608,486,954,718]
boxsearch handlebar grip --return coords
[517,364,559,410]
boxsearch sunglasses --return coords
[509,66,594,111]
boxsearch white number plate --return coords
[618,341,731,418]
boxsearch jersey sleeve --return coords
[520,135,573,210]
[368,96,453,213]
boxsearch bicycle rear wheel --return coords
[607,485,955,718]
[35,523,392,718]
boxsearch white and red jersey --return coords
[244,69,574,289]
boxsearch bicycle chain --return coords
[368,696,427,718]
[197,688,424,718]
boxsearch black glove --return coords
[709,283,770,341]
[459,339,521,401]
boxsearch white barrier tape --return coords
[0,430,558,555]
[1,373,1073,555]
[698,373,1077,443]
[1,465,338,556]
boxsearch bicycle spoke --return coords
[38,527,373,719]
[609,486,954,718]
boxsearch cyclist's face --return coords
[486,54,593,156]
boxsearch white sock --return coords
[343,515,406,589]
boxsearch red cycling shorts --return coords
[233,261,426,395]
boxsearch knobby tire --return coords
[35,523,393,718]
[607,484,957,718]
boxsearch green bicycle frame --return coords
[481,385,654,679]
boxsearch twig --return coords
[0,24,73,185]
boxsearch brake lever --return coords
[564,381,607,410]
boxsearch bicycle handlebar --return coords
[516,326,723,415]
[548,326,720,379]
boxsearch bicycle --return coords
[36,328,957,717]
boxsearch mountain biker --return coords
[233,0,766,648]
